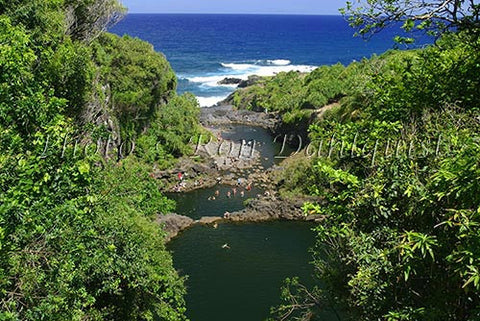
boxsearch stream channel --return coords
[167,125,316,321]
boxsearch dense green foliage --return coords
[0,127,186,320]
[231,54,394,127]
[136,93,203,160]
[232,65,354,125]
[234,32,480,320]
[0,1,202,319]
[92,33,177,139]
[297,109,480,320]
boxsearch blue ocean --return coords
[110,14,431,107]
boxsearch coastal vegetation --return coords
[228,3,480,320]
[2,0,480,320]
[228,3,480,319]
[0,0,204,319]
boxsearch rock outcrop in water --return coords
[227,195,325,222]
[156,214,195,242]
[158,195,325,242]
[217,77,242,85]
[238,75,262,88]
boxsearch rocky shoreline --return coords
[156,104,318,241]
[154,104,281,193]
[157,195,325,242]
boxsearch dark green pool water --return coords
[168,222,316,321]
[166,184,264,220]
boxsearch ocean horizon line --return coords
[111,13,431,107]
[124,12,344,17]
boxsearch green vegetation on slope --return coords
[231,52,398,127]
[0,1,203,319]
[232,31,480,320]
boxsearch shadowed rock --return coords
[238,75,262,88]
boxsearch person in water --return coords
[227,191,231,198]
[215,190,220,196]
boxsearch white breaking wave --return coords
[187,75,240,88]
[187,61,317,88]
[196,95,230,107]
[220,63,255,71]
[223,63,316,78]
[184,59,318,107]
[266,59,291,66]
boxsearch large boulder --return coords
[156,213,194,242]
[218,77,242,85]
[238,75,262,88]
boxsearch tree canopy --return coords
[341,0,480,42]
[0,0,203,319]
[64,0,126,42]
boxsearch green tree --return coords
[341,0,480,42]
[0,16,66,135]
[1,0,196,319]
[64,0,126,42]
[0,123,187,320]
[93,33,177,140]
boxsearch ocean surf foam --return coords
[181,59,317,107]
[265,59,291,66]
[187,60,316,88]
[196,95,230,108]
